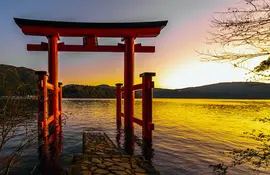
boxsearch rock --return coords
[96,164,106,169]
[108,165,125,171]
[92,158,102,164]
[125,169,132,174]
[131,161,136,168]
[82,160,92,166]
[81,165,88,170]
[104,161,114,167]
[113,155,121,158]
[134,168,147,173]
[104,158,113,162]
[90,166,97,171]
[112,171,128,175]
[80,170,91,175]
[94,168,109,174]
[117,163,130,169]
[112,158,121,162]
[96,152,105,155]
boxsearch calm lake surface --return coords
[3,98,270,174]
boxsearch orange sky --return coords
[58,0,248,89]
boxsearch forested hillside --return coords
[0,64,37,96]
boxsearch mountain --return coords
[1,64,270,99]
[0,64,37,96]
[153,82,270,99]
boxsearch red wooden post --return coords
[124,37,135,132]
[54,122,61,158]
[43,74,48,137]
[41,133,50,172]
[58,82,63,126]
[47,35,59,126]
[141,72,155,139]
[36,72,43,136]
[54,80,61,162]
[36,71,48,137]
[115,83,123,127]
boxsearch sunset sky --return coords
[0,0,250,89]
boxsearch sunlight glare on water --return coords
[4,98,270,175]
[61,98,270,175]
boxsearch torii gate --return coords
[14,18,167,138]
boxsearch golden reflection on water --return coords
[63,98,270,174]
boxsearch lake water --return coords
[2,98,270,175]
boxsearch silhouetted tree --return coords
[209,130,270,174]
[201,1,270,173]
[0,75,37,175]
[201,0,270,80]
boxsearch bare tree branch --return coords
[0,75,37,175]
[201,0,270,80]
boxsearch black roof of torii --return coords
[14,18,168,29]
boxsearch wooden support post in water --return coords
[53,82,62,153]
[47,35,59,127]
[58,82,63,126]
[36,72,43,136]
[115,83,123,128]
[141,72,155,140]
[124,37,135,132]
[36,71,48,137]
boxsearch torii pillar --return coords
[48,35,59,126]
[124,37,135,132]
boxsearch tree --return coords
[201,1,270,174]
[201,0,270,81]
[0,74,37,175]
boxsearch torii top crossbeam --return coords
[14,18,167,37]
[14,18,167,52]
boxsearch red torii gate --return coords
[14,18,167,138]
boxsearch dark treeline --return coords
[62,84,116,98]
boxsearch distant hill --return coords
[153,82,270,99]
[1,64,270,99]
[0,64,37,96]
[62,84,116,98]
